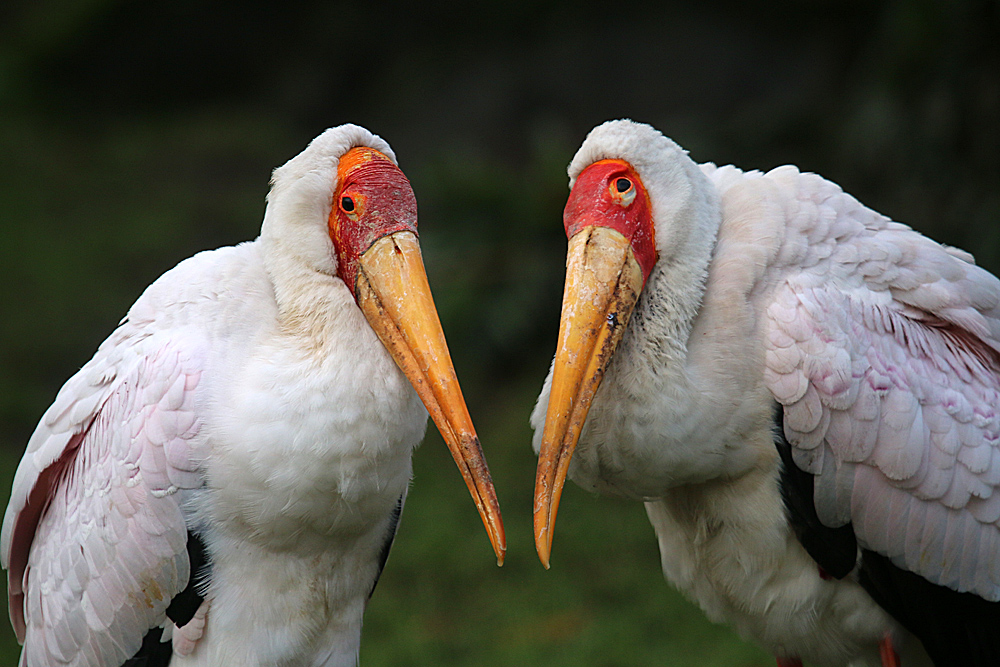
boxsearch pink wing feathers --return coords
[1,326,204,666]
[759,166,1000,601]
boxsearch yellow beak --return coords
[533,225,643,568]
[356,230,506,565]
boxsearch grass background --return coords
[1,1,996,664]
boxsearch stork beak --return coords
[533,225,643,568]
[355,230,506,565]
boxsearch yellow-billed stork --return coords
[532,119,1000,667]
[2,124,505,666]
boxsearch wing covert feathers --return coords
[752,165,1000,601]
[2,334,204,666]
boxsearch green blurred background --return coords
[0,1,997,665]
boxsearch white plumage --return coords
[532,119,1000,666]
[3,124,504,666]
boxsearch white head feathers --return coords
[260,124,396,279]
[568,119,720,267]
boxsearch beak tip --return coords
[533,512,552,569]
[494,537,506,567]
[535,538,552,570]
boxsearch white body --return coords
[3,126,427,666]
[533,121,1000,666]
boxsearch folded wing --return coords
[760,166,1000,602]
[2,326,205,666]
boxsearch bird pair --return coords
[4,120,999,667]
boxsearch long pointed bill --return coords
[355,230,506,565]
[533,225,644,568]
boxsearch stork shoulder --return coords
[1,242,262,569]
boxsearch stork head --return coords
[533,120,719,568]
[264,125,505,565]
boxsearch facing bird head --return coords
[533,119,718,568]
[267,125,506,565]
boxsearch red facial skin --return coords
[329,147,418,296]
[564,159,657,285]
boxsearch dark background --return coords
[0,1,997,664]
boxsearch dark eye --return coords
[341,196,355,213]
[615,178,632,193]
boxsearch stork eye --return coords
[610,176,637,206]
[340,196,356,213]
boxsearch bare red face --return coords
[328,147,418,296]
[564,159,656,285]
